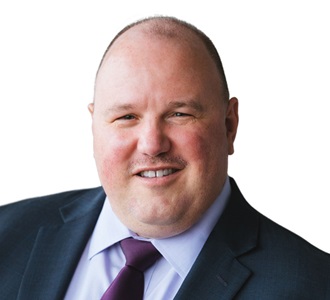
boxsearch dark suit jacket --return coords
[1,178,330,299]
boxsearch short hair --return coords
[96,16,230,101]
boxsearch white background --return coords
[1,1,329,253]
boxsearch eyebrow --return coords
[167,99,204,112]
[106,103,135,113]
[104,99,205,115]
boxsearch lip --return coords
[135,170,182,188]
[132,165,183,185]
[139,169,175,178]
[133,165,184,175]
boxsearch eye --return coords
[173,112,190,117]
[118,114,136,120]
[168,111,195,124]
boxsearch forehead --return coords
[100,21,215,72]
[98,27,220,84]
[94,24,224,111]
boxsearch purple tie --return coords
[101,238,161,300]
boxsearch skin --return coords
[89,25,239,238]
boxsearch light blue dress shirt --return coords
[65,177,231,299]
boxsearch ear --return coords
[88,103,94,116]
[225,97,239,155]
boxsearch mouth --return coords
[138,168,178,178]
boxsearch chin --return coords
[134,210,179,226]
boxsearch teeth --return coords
[140,169,174,178]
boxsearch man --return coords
[1,16,329,300]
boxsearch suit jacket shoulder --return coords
[0,187,106,300]
[0,187,103,226]
[175,178,330,300]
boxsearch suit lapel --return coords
[174,178,259,300]
[17,187,105,300]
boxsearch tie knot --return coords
[120,238,161,272]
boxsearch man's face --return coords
[90,30,238,238]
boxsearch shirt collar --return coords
[89,177,231,279]
[88,199,131,259]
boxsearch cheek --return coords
[93,129,135,179]
[175,124,226,167]
[94,126,133,156]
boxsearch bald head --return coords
[96,16,230,101]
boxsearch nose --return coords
[137,119,171,157]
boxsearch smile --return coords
[139,169,176,178]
